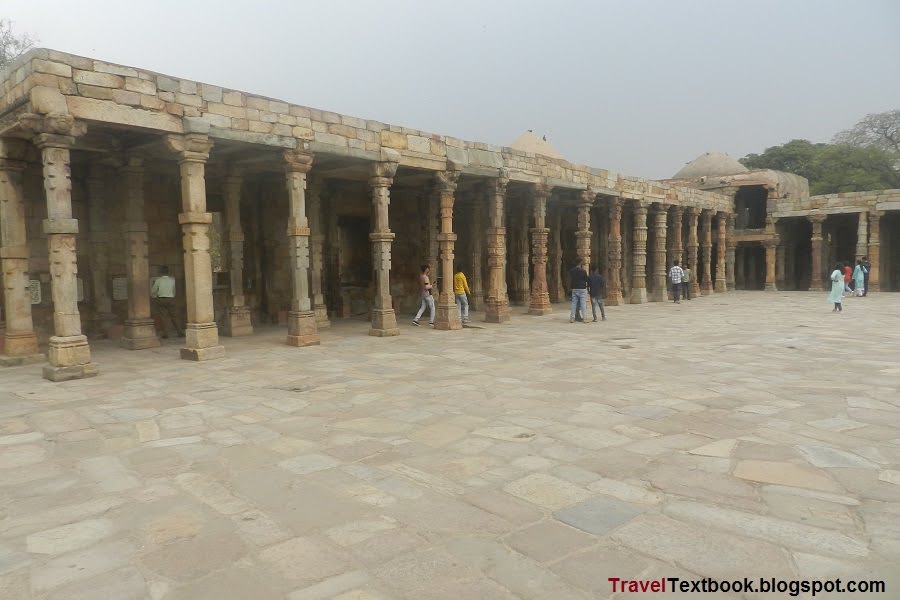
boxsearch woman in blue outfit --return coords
[852,260,867,297]
[828,262,844,313]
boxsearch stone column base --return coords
[700,284,712,296]
[764,283,778,292]
[606,292,624,306]
[314,304,331,328]
[433,299,462,330]
[630,288,647,304]
[726,283,735,292]
[715,280,727,293]
[485,300,511,323]
[1,331,43,366]
[43,362,99,382]
[222,307,254,337]
[181,322,225,361]
[287,311,320,347]
[528,306,552,316]
[122,318,161,350]
[369,308,399,337]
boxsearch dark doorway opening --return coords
[734,186,768,230]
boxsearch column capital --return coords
[435,169,459,193]
[687,206,702,217]
[532,182,554,200]
[369,159,398,186]
[869,210,884,222]
[655,202,671,212]
[763,236,780,249]
[33,132,76,150]
[808,213,827,224]
[282,149,314,173]
[579,188,595,205]
[717,210,728,219]
[20,112,86,140]
[633,200,650,212]
[119,155,145,174]
[165,133,213,162]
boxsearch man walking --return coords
[453,264,471,323]
[569,258,589,324]
[681,264,692,300]
[412,264,435,326]
[588,266,606,322]
[862,255,871,296]
[151,266,183,338]
[668,260,684,304]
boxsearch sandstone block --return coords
[222,90,242,106]
[292,126,314,139]
[175,92,202,107]
[407,135,431,153]
[247,96,268,110]
[381,130,407,149]
[157,76,178,92]
[272,123,292,136]
[78,82,114,100]
[269,100,288,114]
[66,96,182,131]
[178,79,197,94]
[248,121,273,134]
[33,59,72,77]
[139,94,165,110]
[200,83,222,103]
[111,89,140,106]
[31,85,69,113]
[289,105,311,118]
[315,132,348,147]
[327,123,357,139]
[124,77,156,95]
[73,70,124,88]
[93,62,138,77]
[206,102,246,119]
[166,102,184,116]
[311,120,326,132]
[321,111,340,124]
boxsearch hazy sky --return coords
[6,0,899,179]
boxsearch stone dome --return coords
[672,151,749,179]
[508,131,564,159]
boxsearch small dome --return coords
[508,131,564,159]
[672,151,749,179]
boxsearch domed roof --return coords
[508,131,564,159]
[672,151,749,179]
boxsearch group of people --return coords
[567,258,607,323]
[828,256,871,313]
[412,264,472,327]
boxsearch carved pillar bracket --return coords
[368,149,400,336]
[629,201,649,304]
[485,172,511,323]
[164,132,225,360]
[281,149,320,347]
[528,182,553,315]
[687,207,701,297]
[649,202,669,302]
[34,130,99,380]
[606,197,624,306]
[221,170,253,336]
[120,156,161,350]
[867,211,882,292]
[433,168,462,330]
[0,139,44,366]
[725,213,736,291]
[715,211,727,292]
[699,209,713,295]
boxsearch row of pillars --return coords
[808,212,883,292]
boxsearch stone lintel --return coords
[42,218,79,235]
[209,126,297,149]
[178,212,213,225]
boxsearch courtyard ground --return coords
[1,291,899,599]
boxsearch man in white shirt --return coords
[668,260,684,304]
[151,266,183,338]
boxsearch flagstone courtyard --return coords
[1,292,899,599]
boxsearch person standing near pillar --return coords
[453,264,471,323]
[568,258,589,324]
[368,149,400,337]
[862,255,871,296]
[668,260,684,304]
[681,264,692,300]
[151,266,183,338]
[412,264,435,326]
[433,168,462,330]
[828,262,844,313]
[588,266,606,322]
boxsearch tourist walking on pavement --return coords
[588,266,607,322]
[862,255,871,296]
[843,262,853,295]
[412,264,435,326]
[828,262,844,313]
[852,260,866,297]
[453,264,471,323]
[681,264,692,300]
[151,266,184,338]
[569,258,589,324]
[668,260,684,304]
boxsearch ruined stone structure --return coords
[0,50,894,382]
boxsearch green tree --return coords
[833,109,900,154]
[0,19,36,70]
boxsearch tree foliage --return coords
[833,109,900,153]
[0,19,36,70]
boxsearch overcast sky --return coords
[6,0,899,179]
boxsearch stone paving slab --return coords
[0,292,898,598]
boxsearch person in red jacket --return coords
[843,262,852,295]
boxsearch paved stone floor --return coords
[1,291,899,599]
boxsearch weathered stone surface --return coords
[553,495,642,534]
[733,459,842,492]
[503,473,591,510]
[26,519,114,555]
[31,541,134,593]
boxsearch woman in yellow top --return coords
[453,264,471,323]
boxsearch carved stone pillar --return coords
[0,139,43,366]
[868,211,882,292]
[809,214,826,291]
[282,149,320,346]
[764,237,779,292]
[630,201,649,304]
[369,150,400,337]
[221,173,253,336]
[165,133,225,361]
[725,214,736,291]
[735,247,745,290]
[700,210,713,295]
[529,183,552,315]
[308,176,330,327]
[775,242,786,291]
[670,206,684,264]
[686,208,701,297]
[86,166,116,335]
[516,204,531,306]
[856,211,868,261]
[548,203,563,303]
[715,211,727,292]
[433,169,462,330]
[424,190,440,285]
[606,198,624,306]
[120,157,160,350]
[36,132,98,380]
[649,203,669,302]
[485,174,510,323]
[576,190,593,274]
[470,190,485,310]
